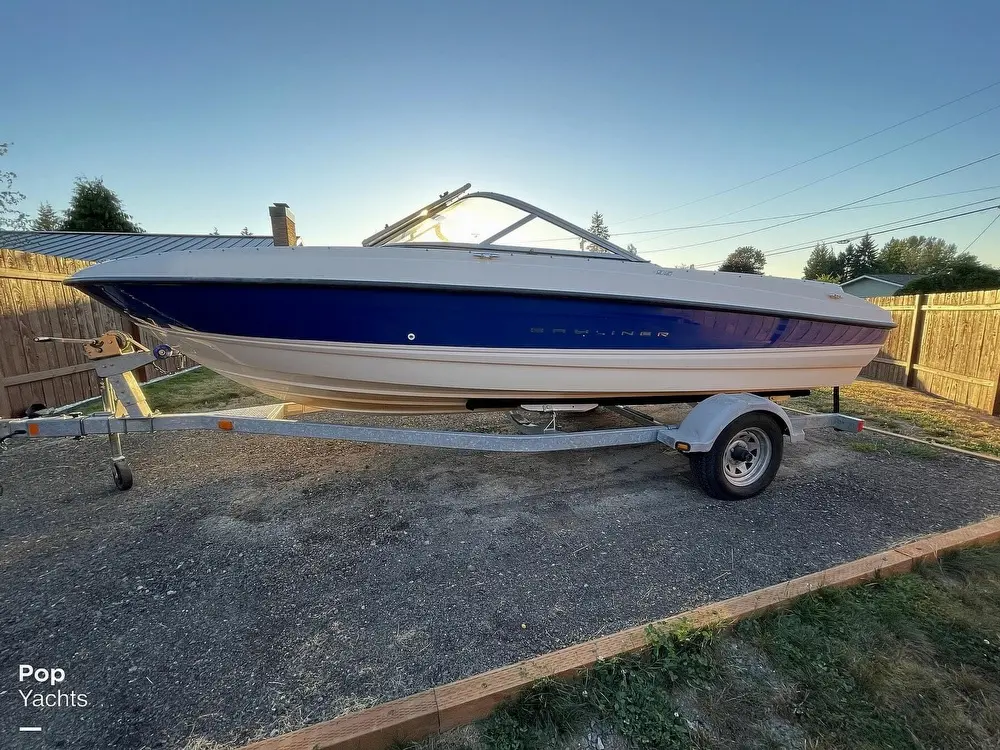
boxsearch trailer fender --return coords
[658,393,800,453]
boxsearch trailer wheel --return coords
[111,459,134,491]
[688,412,784,501]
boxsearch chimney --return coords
[269,203,296,247]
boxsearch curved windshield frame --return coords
[363,189,643,261]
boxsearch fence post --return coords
[0,363,11,419]
[127,322,149,383]
[904,293,926,388]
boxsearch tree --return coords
[240,226,253,236]
[802,242,843,280]
[840,233,878,280]
[32,202,61,230]
[1,142,27,229]
[897,255,1000,294]
[875,235,957,275]
[855,233,878,274]
[814,273,842,284]
[718,245,765,274]
[60,178,142,232]
[580,211,610,253]
[209,227,220,236]
[625,243,639,257]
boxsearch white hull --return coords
[154,326,881,414]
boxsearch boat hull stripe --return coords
[74,281,888,351]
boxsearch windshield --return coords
[366,189,641,260]
[384,197,527,245]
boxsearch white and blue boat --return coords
[67,185,893,413]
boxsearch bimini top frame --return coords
[361,183,644,262]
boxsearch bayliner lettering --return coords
[530,328,670,337]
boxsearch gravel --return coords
[1,406,999,749]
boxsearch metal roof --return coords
[0,230,275,262]
[842,273,922,287]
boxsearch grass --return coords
[846,437,942,459]
[789,379,1000,457]
[141,367,272,413]
[77,367,273,415]
[404,543,1000,750]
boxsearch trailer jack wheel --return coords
[111,459,134,491]
[689,412,784,501]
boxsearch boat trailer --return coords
[0,333,863,501]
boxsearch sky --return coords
[4,0,1000,278]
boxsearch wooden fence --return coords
[861,289,1000,416]
[0,248,190,418]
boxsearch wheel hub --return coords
[722,428,773,487]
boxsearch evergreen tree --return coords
[581,211,610,252]
[32,202,61,230]
[61,178,142,232]
[0,142,28,230]
[209,227,220,236]
[852,232,878,277]
[718,246,766,274]
[240,226,253,236]
[840,236,878,281]
[802,242,842,280]
[625,243,639,257]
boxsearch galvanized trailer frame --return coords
[0,335,863,500]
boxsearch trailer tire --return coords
[688,412,784,501]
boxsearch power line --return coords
[603,185,1000,237]
[613,77,1000,228]
[645,150,1000,255]
[707,199,999,263]
[524,185,1000,245]
[830,205,1000,245]
[963,213,1000,252]
[634,100,1000,247]
[692,203,1000,268]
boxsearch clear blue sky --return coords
[5,0,1000,277]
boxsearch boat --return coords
[66,184,894,414]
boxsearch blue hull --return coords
[70,281,888,350]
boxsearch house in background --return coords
[0,204,296,417]
[840,273,923,298]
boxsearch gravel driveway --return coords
[1,406,998,749]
